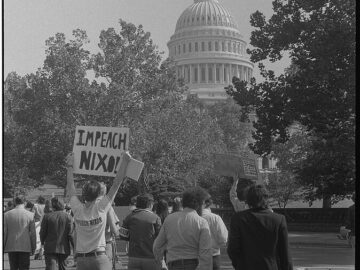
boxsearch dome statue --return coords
[168,0,254,104]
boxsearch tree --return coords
[206,99,253,153]
[131,96,225,200]
[267,171,302,208]
[227,0,355,207]
[4,20,228,202]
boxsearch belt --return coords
[76,251,106,258]
[168,259,198,267]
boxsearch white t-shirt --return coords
[70,195,111,253]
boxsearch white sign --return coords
[73,126,129,177]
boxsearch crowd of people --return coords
[4,152,354,270]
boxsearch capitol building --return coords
[168,0,255,105]
[168,0,276,176]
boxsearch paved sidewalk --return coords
[2,232,354,270]
[288,232,352,248]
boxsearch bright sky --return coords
[4,0,290,80]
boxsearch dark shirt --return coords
[122,209,161,259]
[227,207,293,270]
[40,210,73,255]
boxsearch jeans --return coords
[167,259,198,270]
[76,254,112,270]
[128,257,160,270]
[8,252,30,270]
[45,253,68,270]
[213,255,220,270]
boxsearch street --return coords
[2,245,355,269]
[219,246,355,269]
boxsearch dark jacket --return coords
[121,208,161,258]
[227,208,293,270]
[40,210,73,255]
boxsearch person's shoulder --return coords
[23,208,35,218]
[233,208,251,217]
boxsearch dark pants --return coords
[8,252,30,270]
[168,259,198,270]
[45,253,68,270]
[213,255,220,270]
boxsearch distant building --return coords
[169,0,275,178]
[168,0,254,105]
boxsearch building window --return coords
[187,67,191,83]
[208,41,212,51]
[215,41,219,51]
[189,43,192,52]
[233,43,236,53]
[193,67,198,83]
[216,66,220,82]
[178,45,181,54]
[183,44,186,53]
[201,66,206,82]
[201,42,205,51]
[228,42,231,52]
[262,157,269,169]
[222,42,225,52]
[208,66,213,82]
[224,67,227,82]
[195,42,198,52]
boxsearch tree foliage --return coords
[227,0,355,206]
[4,20,235,204]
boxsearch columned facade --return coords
[168,0,254,105]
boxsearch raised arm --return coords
[229,176,246,212]
[106,152,131,203]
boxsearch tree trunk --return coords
[322,194,332,208]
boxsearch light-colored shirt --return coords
[201,208,228,256]
[153,208,212,270]
[70,195,111,253]
[4,205,36,253]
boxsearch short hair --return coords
[182,187,208,210]
[7,201,13,207]
[172,197,182,212]
[25,201,34,209]
[136,193,154,209]
[51,197,64,211]
[82,180,101,202]
[44,200,52,213]
[245,184,269,208]
[155,199,169,215]
[130,196,138,206]
[204,193,213,208]
[14,196,25,205]
[37,196,45,204]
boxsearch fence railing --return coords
[212,207,349,232]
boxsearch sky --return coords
[4,0,290,80]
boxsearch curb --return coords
[289,242,351,248]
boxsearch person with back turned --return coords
[120,193,163,270]
[4,196,37,270]
[227,184,293,270]
[153,187,213,270]
[40,197,73,270]
[66,152,131,270]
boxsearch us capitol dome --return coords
[168,0,254,105]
